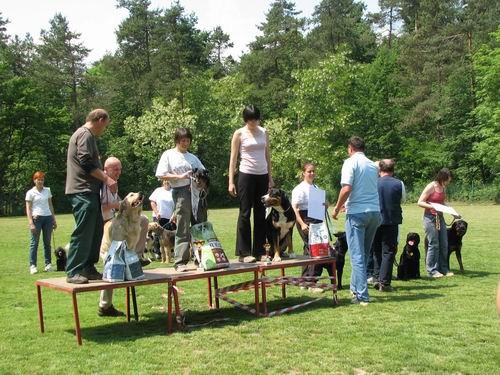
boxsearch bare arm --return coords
[26,201,36,234]
[417,182,435,210]
[150,201,160,219]
[90,169,117,193]
[228,130,241,197]
[265,131,273,188]
[48,198,57,229]
[332,185,352,220]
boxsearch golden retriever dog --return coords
[147,222,175,263]
[100,192,144,259]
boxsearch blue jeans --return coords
[423,214,449,275]
[345,211,381,302]
[29,215,54,266]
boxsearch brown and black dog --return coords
[447,219,468,272]
[146,222,175,263]
[261,188,296,262]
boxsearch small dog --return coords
[332,231,348,290]
[397,232,421,280]
[191,168,209,221]
[54,246,67,271]
[261,188,296,262]
[447,219,468,272]
[100,192,144,259]
[147,222,175,263]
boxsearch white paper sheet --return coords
[429,202,460,217]
[307,186,326,221]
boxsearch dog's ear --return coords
[119,199,128,214]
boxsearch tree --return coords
[307,0,377,62]
[207,26,234,78]
[239,0,306,117]
[368,0,402,47]
[35,13,89,127]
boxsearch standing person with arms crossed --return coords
[332,136,381,305]
[25,171,57,274]
[228,105,274,263]
[372,159,405,292]
[155,128,206,272]
[65,109,116,284]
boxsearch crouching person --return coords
[98,156,149,317]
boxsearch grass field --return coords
[0,203,498,374]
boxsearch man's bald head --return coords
[104,157,122,180]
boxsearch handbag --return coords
[103,240,126,282]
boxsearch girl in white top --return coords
[291,162,331,291]
[25,171,57,274]
[228,105,273,262]
[149,179,175,225]
[155,128,205,271]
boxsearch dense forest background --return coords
[0,0,498,215]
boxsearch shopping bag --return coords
[191,222,229,270]
[124,248,145,280]
[103,240,126,282]
[308,222,330,257]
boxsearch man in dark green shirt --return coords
[65,109,116,284]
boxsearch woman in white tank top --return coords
[228,105,274,262]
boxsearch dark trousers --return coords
[67,193,103,277]
[236,172,268,258]
[372,224,398,286]
[297,210,334,281]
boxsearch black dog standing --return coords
[447,219,468,272]
[333,231,348,289]
[397,233,421,280]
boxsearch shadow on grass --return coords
[392,283,458,291]
[370,292,444,304]
[460,270,500,278]
[68,295,339,343]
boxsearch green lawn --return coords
[0,204,498,374]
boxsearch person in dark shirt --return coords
[372,159,405,291]
[65,109,116,284]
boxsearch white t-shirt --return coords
[25,187,53,217]
[292,181,312,211]
[149,187,175,219]
[155,148,205,188]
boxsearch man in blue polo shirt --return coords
[332,136,381,305]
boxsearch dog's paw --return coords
[272,255,282,262]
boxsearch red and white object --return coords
[308,222,330,257]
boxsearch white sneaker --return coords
[44,264,54,272]
[445,272,454,277]
[432,272,444,278]
[30,265,38,274]
[367,276,375,284]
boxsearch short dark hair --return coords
[242,105,261,122]
[174,128,193,144]
[435,168,452,185]
[86,109,109,123]
[348,136,365,151]
[379,159,395,173]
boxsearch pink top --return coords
[425,190,445,216]
[239,126,268,175]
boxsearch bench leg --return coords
[214,276,219,309]
[131,286,138,321]
[173,281,182,329]
[207,277,213,309]
[281,268,286,299]
[126,287,131,322]
[71,293,82,346]
[331,261,338,305]
[254,270,260,317]
[36,285,44,333]
[167,282,173,334]
[261,273,268,316]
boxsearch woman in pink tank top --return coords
[417,168,454,278]
[228,105,274,263]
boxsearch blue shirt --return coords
[340,152,380,214]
